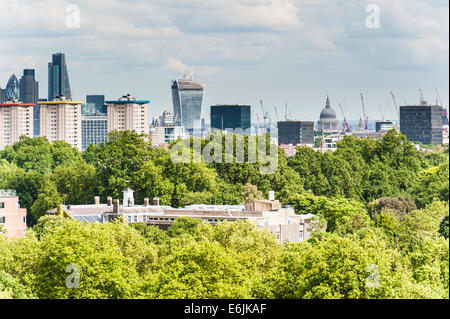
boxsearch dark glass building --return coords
[210,104,251,133]
[19,69,39,136]
[277,121,315,145]
[400,102,443,145]
[85,95,106,115]
[171,78,205,134]
[48,53,71,100]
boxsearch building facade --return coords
[277,120,314,145]
[38,97,82,150]
[400,102,443,145]
[317,95,339,132]
[106,94,149,134]
[210,104,251,133]
[48,52,71,100]
[81,114,108,150]
[375,120,395,132]
[149,125,185,147]
[19,69,40,136]
[0,190,27,239]
[0,101,34,151]
[47,191,315,244]
[171,78,205,134]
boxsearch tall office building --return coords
[82,114,108,150]
[171,77,205,134]
[38,97,82,150]
[48,53,71,100]
[0,88,6,103]
[277,120,315,146]
[86,95,106,115]
[400,101,443,145]
[210,104,251,133]
[106,94,149,134]
[0,101,34,151]
[19,69,39,136]
[5,74,20,101]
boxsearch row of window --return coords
[0,216,26,224]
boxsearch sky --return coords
[0,0,448,122]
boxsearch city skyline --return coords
[0,0,448,122]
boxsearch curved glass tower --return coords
[171,78,205,134]
[6,74,20,101]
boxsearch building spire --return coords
[326,95,331,108]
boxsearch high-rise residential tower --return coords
[19,69,39,136]
[210,104,251,133]
[171,77,205,134]
[48,53,71,100]
[106,94,149,134]
[38,97,82,150]
[0,101,34,151]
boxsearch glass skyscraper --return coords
[5,74,20,101]
[171,78,205,134]
[210,105,251,133]
[48,53,71,100]
[86,95,106,115]
[19,69,39,136]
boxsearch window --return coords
[0,202,4,209]
[143,215,147,222]
[0,216,5,224]
[299,230,304,241]
[127,216,132,223]
[134,215,138,223]
[23,216,26,224]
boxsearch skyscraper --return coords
[400,101,443,145]
[171,77,205,134]
[5,74,20,101]
[19,69,39,136]
[86,95,106,115]
[210,104,251,133]
[48,53,71,100]
[0,101,34,151]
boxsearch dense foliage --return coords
[0,130,448,299]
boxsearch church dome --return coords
[319,95,337,120]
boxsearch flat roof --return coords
[105,100,150,104]
[0,103,35,107]
[38,101,83,105]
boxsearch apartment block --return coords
[0,101,34,150]
[106,94,149,134]
[38,97,82,150]
[0,190,27,239]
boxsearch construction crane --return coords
[419,88,425,104]
[390,91,399,119]
[339,103,351,133]
[436,88,443,107]
[285,102,288,121]
[360,93,369,130]
[260,99,268,128]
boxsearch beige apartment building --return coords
[0,101,34,150]
[38,97,82,150]
[0,190,27,239]
[106,94,149,134]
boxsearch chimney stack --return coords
[107,196,113,206]
[153,197,160,206]
[144,198,150,206]
[94,196,100,205]
[113,199,119,214]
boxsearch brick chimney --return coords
[107,196,113,206]
[94,196,100,205]
[144,198,150,206]
[153,197,160,206]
